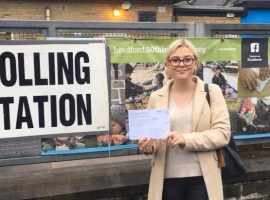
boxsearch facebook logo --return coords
[250,43,259,53]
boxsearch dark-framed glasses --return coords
[169,57,195,67]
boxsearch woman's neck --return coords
[171,78,195,93]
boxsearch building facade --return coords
[0,0,173,22]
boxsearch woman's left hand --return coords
[165,131,185,149]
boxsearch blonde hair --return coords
[165,39,199,64]
[165,66,173,79]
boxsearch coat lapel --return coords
[192,77,207,132]
[155,80,171,109]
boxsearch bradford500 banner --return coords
[108,38,241,62]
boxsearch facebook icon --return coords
[250,43,259,52]
[242,38,268,68]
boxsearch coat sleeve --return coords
[182,84,231,151]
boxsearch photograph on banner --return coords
[238,65,270,98]
[124,62,168,110]
[42,135,99,151]
[236,97,270,134]
[202,61,238,99]
[94,103,130,147]
[110,63,137,146]
[226,99,240,135]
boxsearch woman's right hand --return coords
[138,137,154,155]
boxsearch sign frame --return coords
[0,39,111,140]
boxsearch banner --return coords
[28,37,270,155]
[108,38,241,63]
[0,40,110,138]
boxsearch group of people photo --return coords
[124,62,166,109]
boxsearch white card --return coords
[128,109,170,140]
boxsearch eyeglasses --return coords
[169,57,195,67]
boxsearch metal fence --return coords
[1,20,270,39]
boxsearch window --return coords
[138,11,156,22]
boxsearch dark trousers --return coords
[162,176,209,200]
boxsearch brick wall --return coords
[0,0,173,22]
[177,15,240,24]
[111,64,125,105]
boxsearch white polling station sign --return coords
[0,40,110,138]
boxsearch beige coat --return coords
[147,76,231,200]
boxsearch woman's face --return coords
[167,46,197,80]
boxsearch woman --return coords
[138,39,230,200]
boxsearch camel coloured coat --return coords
[147,76,231,200]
